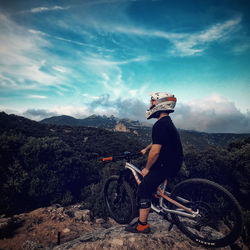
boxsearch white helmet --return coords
[146,92,177,120]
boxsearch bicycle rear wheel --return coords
[170,178,243,248]
[104,175,137,224]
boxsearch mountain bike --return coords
[102,151,243,248]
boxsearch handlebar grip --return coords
[102,157,113,162]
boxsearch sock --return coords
[138,219,148,226]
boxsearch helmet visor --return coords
[149,98,157,110]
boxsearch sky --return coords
[0,0,250,133]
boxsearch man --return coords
[126,92,183,233]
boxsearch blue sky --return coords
[0,0,250,133]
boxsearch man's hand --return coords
[140,149,147,155]
[141,168,149,177]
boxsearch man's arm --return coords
[142,144,161,176]
[141,143,152,155]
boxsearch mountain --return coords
[41,114,147,130]
[1,111,249,151]
[40,114,250,150]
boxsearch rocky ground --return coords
[0,204,113,250]
[0,204,248,250]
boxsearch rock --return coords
[52,213,208,250]
[1,204,247,250]
[63,228,71,233]
[107,217,118,226]
[95,218,105,224]
[82,210,91,222]
[22,240,44,250]
[73,209,91,222]
[73,211,83,221]
[52,212,248,250]
[57,207,64,214]
[111,238,123,246]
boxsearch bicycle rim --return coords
[104,175,136,224]
[170,178,243,248]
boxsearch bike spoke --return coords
[170,179,243,247]
[104,176,136,224]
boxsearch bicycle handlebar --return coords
[102,151,142,162]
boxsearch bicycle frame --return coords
[125,162,199,219]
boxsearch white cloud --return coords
[0,12,75,93]
[49,105,91,119]
[82,93,99,100]
[83,55,147,67]
[173,17,242,56]
[173,94,250,133]
[53,66,69,73]
[81,53,148,101]
[28,95,48,99]
[23,105,91,121]
[28,6,70,13]
[0,13,61,90]
[28,29,48,36]
[111,17,242,56]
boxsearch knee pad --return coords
[138,198,151,209]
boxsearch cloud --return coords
[90,94,147,121]
[173,94,250,133]
[173,17,242,56]
[81,52,148,101]
[28,6,70,13]
[23,109,58,121]
[23,105,91,121]
[111,17,242,56]
[28,95,48,99]
[0,12,60,90]
[82,55,148,67]
[28,29,113,53]
[232,40,250,55]
[0,12,77,95]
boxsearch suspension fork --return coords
[115,168,132,193]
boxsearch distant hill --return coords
[0,111,249,151]
[40,114,250,150]
[41,114,147,130]
[0,112,144,154]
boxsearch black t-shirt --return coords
[152,116,183,175]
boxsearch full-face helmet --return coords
[146,92,177,119]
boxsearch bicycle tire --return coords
[170,178,243,248]
[104,175,137,224]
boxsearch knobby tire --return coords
[170,178,243,248]
[104,175,137,224]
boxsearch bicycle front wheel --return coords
[104,175,137,224]
[170,178,243,248]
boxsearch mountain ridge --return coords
[40,114,250,150]
[1,111,249,150]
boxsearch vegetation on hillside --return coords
[0,112,250,244]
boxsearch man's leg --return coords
[139,207,151,223]
[125,167,165,233]
[125,201,151,233]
